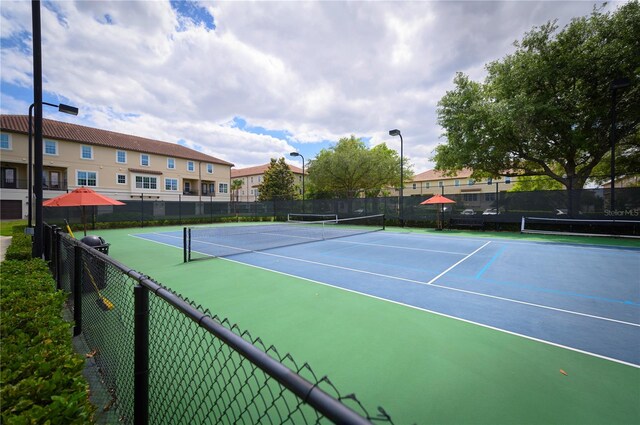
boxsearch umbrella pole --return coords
[82,206,87,236]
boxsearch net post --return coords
[134,284,150,425]
[183,227,187,263]
[520,216,525,233]
[383,214,386,230]
[188,228,192,262]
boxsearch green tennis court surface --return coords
[92,226,639,424]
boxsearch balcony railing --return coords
[0,179,68,191]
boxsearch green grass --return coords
[0,220,26,237]
[90,226,639,424]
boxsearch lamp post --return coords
[609,77,631,211]
[28,102,79,228]
[289,152,305,212]
[388,129,404,227]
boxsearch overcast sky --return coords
[0,0,625,172]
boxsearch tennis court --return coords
[98,221,639,424]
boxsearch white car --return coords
[482,208,498,215]
[460,209,476,215]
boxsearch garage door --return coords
[0,200,22,220]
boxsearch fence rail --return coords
[44,223,393,424]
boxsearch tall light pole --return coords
[289,152,305,211]
[28,102,79,228]
[389,129,404,227]
[609,77,631,211]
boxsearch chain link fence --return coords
[45,224,394,424]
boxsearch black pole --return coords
[32,0,44,258]
[399,133,404,227]
[73,244,82,336]
[28,104,34,229]
[134,285,150,425]
[301,155,305,213]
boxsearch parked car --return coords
[482,208,498,215]
[460,209,476,215]
[555,209,568,215]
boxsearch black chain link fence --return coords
[43,186,640,231]
[44,224,394,425]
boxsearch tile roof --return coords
[231,163,304,178]
[412,168,473,181]
[1,114,233,166]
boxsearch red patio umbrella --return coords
[420,194,456,230]
[44,187,125,236]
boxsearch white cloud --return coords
[1,0,619,174]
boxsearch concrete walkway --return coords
[0,236,11,261]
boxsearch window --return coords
[77,171,97,187]
[468,179,475,186]
[116,150,127,164]
[218,183,228,193]
[207,163,214,174]
[487,178,493,185]
[187,161,194,172]
[0,134,10,150]
[135,175,157,189]
[454,179,460,187]
[505,176,511,184]
[165,178,178,191]
[140,154,150,166]
[462,193,478,202]
[202,183,216,195]
[44,140,58,155]
[81,145,93,160]
[184,181,191,193]
[425,182,430,189]
[412,183,417,189]
[438,181,443,187]
[117,174,126,185]
[167,158,175,169]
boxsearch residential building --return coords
[0,115,233,220]
[231,163,304,202]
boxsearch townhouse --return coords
[0,115,233,219]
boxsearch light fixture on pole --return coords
[28,102,79,229]
[289,152,305,211]
[609,77,631,212]
[388,129,404,227]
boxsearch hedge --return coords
[0,231,95,424]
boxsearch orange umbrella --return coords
[420,194,456,230]
[44,187,125,235]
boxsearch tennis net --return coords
[520,216,640,238]
[184,214,385,261]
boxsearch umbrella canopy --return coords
[420,194,456,205]
[44,187,125,207]
[44,187,124,236]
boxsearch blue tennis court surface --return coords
[133,229,640,366]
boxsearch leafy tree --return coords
[257,158,296,201]
[509,175,564,192]
[435,2,640,213]
[307,135,413,198]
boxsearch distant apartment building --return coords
[0,115,233,219]
[398,168,515,209]
[231,163,304,202]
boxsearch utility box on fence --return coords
[81,236,110,292]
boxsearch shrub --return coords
[0,259,95,424]
[4,226,31,261]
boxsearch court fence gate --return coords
[43,223,394,425]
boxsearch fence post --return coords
[73,244,82,336]
[134,284,150,425]
[53,226,60,288]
